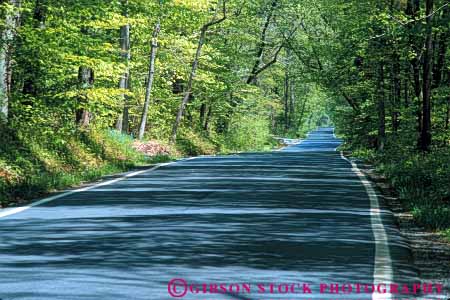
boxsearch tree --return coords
[2,0,449,162]
[377,62,386,151]
[0,0,20,122]
[22,0,46,98]
[138,1,161,140]
[419,0,434,151]
[76,66,94,126]
[170,0,227,143]
[246,0,277,85]
[116,0,131,133]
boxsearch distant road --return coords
[0,128,419,300]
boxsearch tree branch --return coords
[342,91,360,112]
[247,23,298,84]
[246,0,277,84]
[370,1,450,40]
[202,0,227,29]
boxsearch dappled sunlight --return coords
[0,128,419,300]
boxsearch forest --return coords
[0,0,449,239]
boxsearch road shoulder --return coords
[347,154,450,292]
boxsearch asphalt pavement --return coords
[0,128,427,300]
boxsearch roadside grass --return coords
[445,229,450,242]
[0,120,277,208]
[349,146,450,242]
[175,129,218,156]
[175,121,278,156]
[0,124,174,207]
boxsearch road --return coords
[0,128,424,300]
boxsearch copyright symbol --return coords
[168,278,187,298]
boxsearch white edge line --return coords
[0,157,197,219]
[277,139,305,152]
[277,133,309,152]
[333,128,339,151]
[340,151,393,300]
[1,140,395,300]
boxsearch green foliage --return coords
[350,148,378,162]
[351,147,450,231]
[315,0,450,236]
[2,0,449,242]
[7,0,330,154]
[445,229,450,242]
[175,129,217,156]
[224,115,274,152]
[0,123,154,206]
[4,0,333,207]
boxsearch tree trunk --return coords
[290,80,295,128]
[419,0,434,151]
[33,0,46,28]
[342,91,359,112]
[23,0,46,99]
[0,0,20,122]
[170,0,226,143]
[392,52,401,132]
[116,0,131,133]
[413,59,422,133]
[404,75,409,107]
[406,0,423,133]
[284,68,289,132]
[138,20,160,140]
[298,98,307,130]
[377,63,386,151]
[388,0,399,133]
[199,103,206,127]
[246,0,277,85]
[432,5,449,88]
[204,105,212,131]
[446,99,450,130]
[170,29,205,142]
[76,66,94,127]
[432,33,447,88]
[445,71,450,130]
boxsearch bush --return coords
[412,204,450,230]
[353,144,450,232]
[176,129,217,156]
[224,115,275,152]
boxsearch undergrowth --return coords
[0,123,172,207]
[350,144,450,241]
[0,118,278,207]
